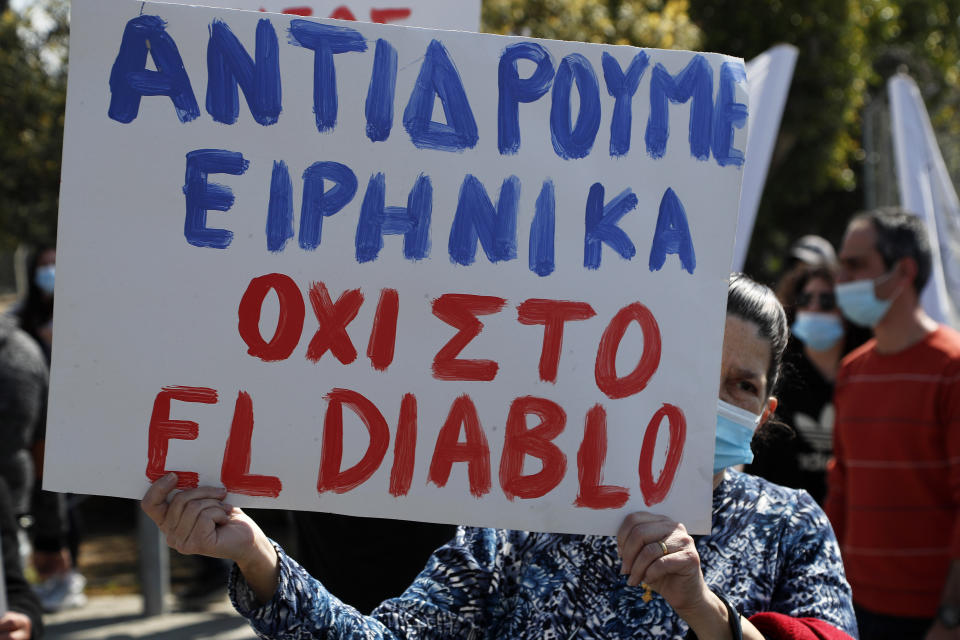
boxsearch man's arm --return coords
[0,477,43,639]
[929,360,960,639]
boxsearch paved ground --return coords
[38,496,299,638]
[44,595,258,640]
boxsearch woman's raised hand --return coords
[141,473,280,604]
[617,512,769,640]
[142,473,245,560]
[0,611,32,640]
[616,512,708,613]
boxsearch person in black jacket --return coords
[747,262,869,503]
[0,476,43,639]
[10,247,86,612]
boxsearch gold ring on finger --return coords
[658,540,668,557]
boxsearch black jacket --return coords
[1,476,44,638]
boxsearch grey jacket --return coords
[0,315,48,514]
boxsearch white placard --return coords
[180,0,480,32]
[46,0,749,535]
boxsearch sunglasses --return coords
[795,291,837,311]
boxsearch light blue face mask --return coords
[34,265,55,296]
[835,273,897,328]
[791,311,844,351]
[714,399,761,474]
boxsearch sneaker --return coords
[35,570,88,613]
[15,526,32,573]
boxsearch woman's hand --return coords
[617,512,767,640]
[0,611,32,640]
[140,472,280,604]
[616,512,708,614]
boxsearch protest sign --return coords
[45,0,748,535]
[191,0,480,32]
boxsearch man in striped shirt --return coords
[825,208,960,640]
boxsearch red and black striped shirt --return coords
[825,325,960,617]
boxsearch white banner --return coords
[889,73,960,329]
[179,0,480,32]
[731,44,797,272]
[46,0,749,535]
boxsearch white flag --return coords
[889,73,960,328]
[731,44,798,272]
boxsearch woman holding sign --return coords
[141,274,857,640]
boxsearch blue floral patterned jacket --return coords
[230,471,858,639]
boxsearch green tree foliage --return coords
[688,0,889,278]
[871,1,960,194]
[483,0,701,50]
[0,1,67,251]
[876,0,960,115]
[482,0,959,282]
[693,0,959,279]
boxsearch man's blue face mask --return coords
[714,399,761,474]
[835,271,899,328]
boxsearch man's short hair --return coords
[852,207,932,293]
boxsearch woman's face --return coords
[796,276,838,316]
[719,315,777,420]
